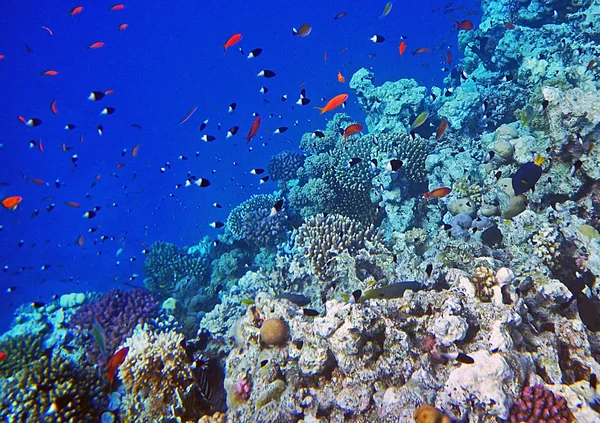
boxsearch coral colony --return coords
[4,0,600,422]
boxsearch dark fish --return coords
[303,308,319,317]
[201,134,216,142]
[481,225,503,247]
[386,159,403,172]
[250,168,265,175]
[229,103,237,114]
[512,155,545,196]
[178,106,197,126]
[276,293,311,306]
[248,48,263,59]
[425,264,433,278]
[333,11,348,20]
[370,35,385,43]
[209,221,224,228]
[269,199,283,218]
[347,157,362,167]
[591,373,598,390]
[442,351,474,364]
[257,69,276,78]
[360,281,425,302]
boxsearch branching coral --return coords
[0,336,107,422]
[295,213,377,278]
[508,384,574,423]
[267,150,305,183]
[144,241,210,299]
[69,288,159,364]
[224,193,289,249]
[118,328,211,422]
[0,333,45,379]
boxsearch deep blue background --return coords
[0,0,479,331]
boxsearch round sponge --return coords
[260,318,289,346]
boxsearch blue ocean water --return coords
[0,0,479,332]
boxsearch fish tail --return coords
[534,154,546,166]
[314,106,325,114]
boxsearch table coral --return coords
[69,288,159,364]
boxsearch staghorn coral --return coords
[472,265,496,302]
[224,193,289,249]
[144,241,210,299]
[69,288,159,364]
[119,328,212,422]
[508,384,574,423]
[0,338,107,422]
[295,213,377,278]
[267,150,305,183]
[0,333,46,379]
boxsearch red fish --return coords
[399,41,406,58]
[446,49,452,66]
[50,100,58,115]
[0,55,4,60]
[28,178,46,185]
[245,116,261,142]
[436,120,448,140]
[105,89,116,95]
[38,138,44,152]
[316,94,348,114]
[223,33,242,52]
[0,351,6,361]
[110,4,125,11]
[455,20,474,30]
[88,41,105,50]
[504,21,515,30]
[70,6,83,16]
[118,23,128,30]
[343,123,363,142]
[412,47,431,55]
[132,144,140,157]
[424,187,451,199]
[324,51,328,62]
[65,201,80,208]
[77,235,84,247]
[2,196,22,210]
[41,70,58,76]
[106,347,129,385]
[41,26,53,36]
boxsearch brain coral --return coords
[144,241,210,299]
[267,150,305,183]
[0,334,107,422]
[118,328,211,422]
[69,288,159,364]
[295,213,377,278]
[224,193,289,248]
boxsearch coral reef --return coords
[0,333,108,422]
[144,241,211,300]
[267,150,306,185]
[508,384,574,423]
[118,327,213,422]
[69,288,159,363]
[224,193,290,249]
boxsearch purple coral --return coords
[509,384,573,423]
[233,377,252,400]
[69,288,159,364]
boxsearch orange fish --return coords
[50,100,58,115]
[116,163,126,169]
[399,41,406,58]
[324,51,328,62]
[41,70,58,76]
[503,21,515,30]
[106,347,129,385]
[105,89,116,95]
[2,196,22,210]
[70,6,83,16]
[436,120,448,140]
[316,94,348,114]
[0,351,6,361]
[292,23,312,37]
[223,33,242,52]
[132,144,140,157]
[424,187,451,199]
[118,23,128,30]
[38,138,44,152]
[455,20,474,30]
[411,47,431,55]
[65,201,80,208]
[88,41,105,50]
[110,4,125,11]
[446,49,452,66]
[337,71,345,83]
[28,178,46,185]
[77,235,84,247]
[343,123,363,142]
[245,116,261,142]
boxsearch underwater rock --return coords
[431,314,468,347]
[492,139,514,160]
[448,198,476,217]
[59,292,85,308]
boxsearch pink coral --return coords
[233,377,252,400]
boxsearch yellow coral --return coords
[472,265,496,302]
[118,328,211,422]
[414,404,451,423]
